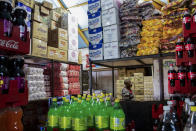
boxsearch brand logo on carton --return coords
[89,3,100,11]
[38,28,47,33]
[37,45,46,50]
[89,18,99,26]
[0,39,19,49]
[89,34,101,41]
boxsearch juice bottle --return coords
[86,98,95,130]
[59,99,72,131]
[0,56,9,94]
[72,100,87,131]
[110,99,125,131]
[48,98,59,131]
[6,106,23,131]
[95,99,109,131]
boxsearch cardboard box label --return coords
[48,47,58,59]
[32,38,47,57]
[88,11,101,29]
[59,39,68,51]
[88,0,101,14]
[57,50,68,61]
[32,21,48,41]
[68,50,78,63]
[50,10,61,22]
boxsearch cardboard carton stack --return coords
[133,73,144,101]
[88,0,103,60]
[144,76,154,101]
[102,0,120,60]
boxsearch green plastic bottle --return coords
[72,100,87,131]
[95,99,109,131]
[105,97,113,115]
[86,98,95,130]
[71,96,75,104]
[59,99,72,131]
[70,98,78,114]
[58,97,66,114]
[110,99,125,131]
[48,98,59,131]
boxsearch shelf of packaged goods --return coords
[91,52,175,68]
[23,55,80,65]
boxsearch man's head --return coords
[124,79,132,89]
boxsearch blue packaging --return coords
[88,27,103,45]
[88,0,101,14]
[16,2,32,32]
[88,11,101,29]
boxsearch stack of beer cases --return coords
[102,0,121,60]
[53,63,69,97]
[68,65,81,95]
[88,0,103,60]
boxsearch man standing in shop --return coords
[122,79,134,100]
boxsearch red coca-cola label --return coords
[0,39,19,49]
[176,45,183,51]
[185,44,195,51]
[183,17,191,24]
[178,72,186,80]
[188,72,196,80]
[168,73,175,80]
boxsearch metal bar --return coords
[112,68,115,97]
[78,28,89,46]
[114,64,153,69]
[136,59,146,65]
[69,2,88,8]
[89,60,93,95]
[159,59,164,101]
[80,64,83,95]
[91,62,114,68]
[81,28,88,31]
[51,60,54,97]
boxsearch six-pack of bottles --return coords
[0,55,28,109]
[0,0,30,54]
[168,11,196,94]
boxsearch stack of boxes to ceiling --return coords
[53,63,69,97]
[133,73,144,101]
[102,0,120,59]
[68,65,81,95]
[31,1,50,58]
[144,76,154,101]
[88,0,103,60]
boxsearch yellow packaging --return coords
[50,10,61,22]
[33,13,42,23]
[57,49,68,61]
[31,38,47,57]
[42,1,53,9]
[41,6,50,15]
[17,0,34,8]
[32,21,48,41]
[47,46,58,59]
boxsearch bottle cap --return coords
[65,99,69,103]
[185,98,190,103]
[93,93,95,96]
[191,106,196,112]
[106,97,110,101]
[109,93,112,96]
[52,98,57,102]
[163,106,170,111]
[82,96,85,100]
[78,100,82,103]
[78,95,81,98]
[71,96,74,99]
[86,98,90,101]
[189,102,195,106]
[115,99,120,103]
[100,99,104,102]
[87,95,91,98]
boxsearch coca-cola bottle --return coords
[168,64,176,87]
[178,66,186,87]
[0,0,13,37]
[0,55,9,94]
[9,57,25,93]
[188,63,196,87]
[176,39,184,58]
[183,11,191,30]
[12,7,27,41]
[185,37,195,58]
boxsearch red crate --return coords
[0,20,30,55]
[0,80,28,109]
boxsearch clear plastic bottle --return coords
[181,98,190,128]
[184,106,196,131]
[158,106,171,131]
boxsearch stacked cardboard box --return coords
[31,1,50,58]
[102,0,120,59]
[133,73,144,101]
[144,76,154,101]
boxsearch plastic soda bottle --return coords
[48,98,59,131]
[95,99,109,131]
[72,100,87,131]
[59,99,72,131]
[78,94,82,100]
[184,106,196,131]
[110,99,125,131]
[86,98,95,130]
[105,97,113,115]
